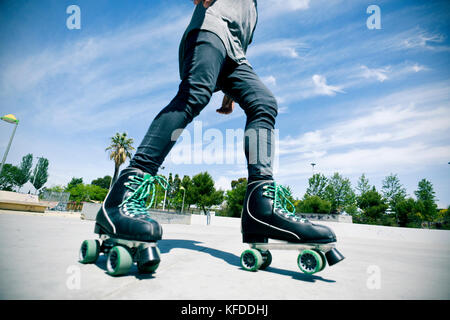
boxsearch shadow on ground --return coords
[84,239,335,282]
[159,239,336,283]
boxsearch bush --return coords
[296,196,331,214]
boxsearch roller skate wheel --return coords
[240,249,263,272]
[259,250,272,270]
[313,249,327,272]
[297,249,323,275]
[106,246,133,276]
[79,239,100,264]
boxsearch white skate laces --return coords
[119,174,169,217]
[262,183,307,223]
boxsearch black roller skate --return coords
[240,180,345,274]
[79,167,168,276]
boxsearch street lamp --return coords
[31,156,44,193]
[180,186,186,214]
[311,163,316,175]
[160,166,168,211]
[163,186,168,211]
[0,114,19,175]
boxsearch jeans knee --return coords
[246,92,278,128]
[174,83,213,119]
[266,93,278,117]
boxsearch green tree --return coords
[44,185,65,193]
[85,184,108,202]
[105,132,135,186]
[15,154,33,191]
[30,157,49,192]
[304,173,328,199]
[0,163,21,191]
[382,174,407,205]
[324,172,356,214]
[66,177,83,191]
[395,197,416,227]
[357,187,389,225]
[91,176,112,189]
[356,173,371,196]
[297,195,331,214]
[179,175,194,210]
[66,183,108,203]
[436,206,450,230]
[224,177,247,218]
[190,172,224,215]
[414,179,438,227]
[168,174,183,211]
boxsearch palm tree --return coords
[105,132,135,188]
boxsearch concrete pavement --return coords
[0,210,449,300]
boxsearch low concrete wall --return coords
[190,215,450,244]
[189,213,352,226]
[297,213,353,223]
[322,220,450,244]
[0,191,47,213]
[0,191,40,203]
[148,210,191,225]
[80,203,191,225]
[191,214,241,227]
[80,202,102,220]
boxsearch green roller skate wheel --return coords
[259,250,272,270]
[79,239,100,264]
[106,246,133,276]
[240,249,263,272]
[313,249,327,272]
[297,249,323,275]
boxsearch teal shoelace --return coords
[119,174,169,217]
[262,182,305,222]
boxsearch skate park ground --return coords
[0,209,449,300]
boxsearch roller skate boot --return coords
[79,167,168,276]
[240,180,344,274]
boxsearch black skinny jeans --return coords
[130,30,278,182]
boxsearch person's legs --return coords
[217,61,278,183]
[130,30,227,176]
[95,30,227,242]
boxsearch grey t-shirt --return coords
[179,0,258,77]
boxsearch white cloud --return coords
[360,65,390,82]
[248,39,306,59]
[311,74,344,96]
[259,0,310,17]
[278,144,450,178]
[214,176,232,191]
[262,75,277,86]
[278,106,289,114]
[276,83,450,178]
[0,12,190,133]
[410,63,428,73]
[402,31,446,50]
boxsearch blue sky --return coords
[0,0,449,207]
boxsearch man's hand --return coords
[216,95,235,115]
[193,0,214,8]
